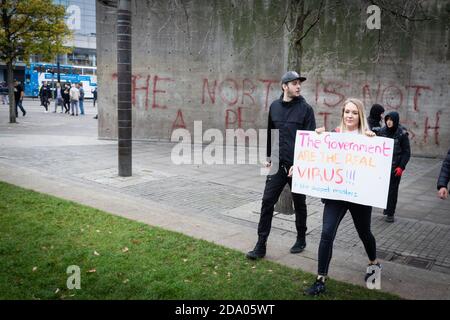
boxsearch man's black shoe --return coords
[246,241,266,260]
[290,238,306,254]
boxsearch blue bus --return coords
[24,63,97,98]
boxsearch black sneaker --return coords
[304,279,326,296]
[385,215,395,223]
[290,238,306,254]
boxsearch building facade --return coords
[0,0,96,83]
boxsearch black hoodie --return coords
[367,104,385,132]
[267,95,316,166]
[378,111,411,170]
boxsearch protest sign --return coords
[291,131,394,208]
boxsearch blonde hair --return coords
[338,98,369,134]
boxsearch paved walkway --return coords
[1,99,449,299]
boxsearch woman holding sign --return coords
[293,98,381,296]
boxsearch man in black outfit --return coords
[14,80,26,117]
[246,71,316,260]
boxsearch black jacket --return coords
[266,95,316,166]
[39,85,52,100]
[378,111,411,170]
[437,148,450,190]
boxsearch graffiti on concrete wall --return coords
[110,73,441,146]
[315,80,439,145]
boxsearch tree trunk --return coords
[7,61,16,124]
[287,0,305,72]
[117,0,132,177]
[275,0,305,215]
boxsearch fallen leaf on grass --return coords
[55,288,60,294]
[123,279,129,284]
[32,267,38,272]
[87,269,96,273]
[182,258,188,262]
[122,247,129,253]
[94,251,100,256]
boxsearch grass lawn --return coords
[0,181,400,300]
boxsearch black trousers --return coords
[63,99,70,112]
[318,200,376,276]
[384,170,401,217]
[15,99,26,116]
[257,164,307,240]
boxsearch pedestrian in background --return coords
[39,81,52,113]
[437,148,450,200]
[367,103,385,133]
[0,82,9,105]
[69,83,80,116]
[53,82,64,113]
[78,83,85,115]
[377,111,411,223]
[14,80,26,117]
[63,83,71,114]
[92,87,97,108]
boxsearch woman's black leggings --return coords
[318,199,377,276]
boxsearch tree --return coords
[275,0,325,215]
[0,0,71,123]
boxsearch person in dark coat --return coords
[437,148,450,200]
[62,83,71,114]
[378,111,411,222]
[367,103,385,133]
[39,82,52,112]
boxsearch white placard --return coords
[291,131,394,208]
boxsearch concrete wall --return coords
[97,0,450,158]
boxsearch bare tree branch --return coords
[295,0,325,44]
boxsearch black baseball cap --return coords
[281,71,306,84]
